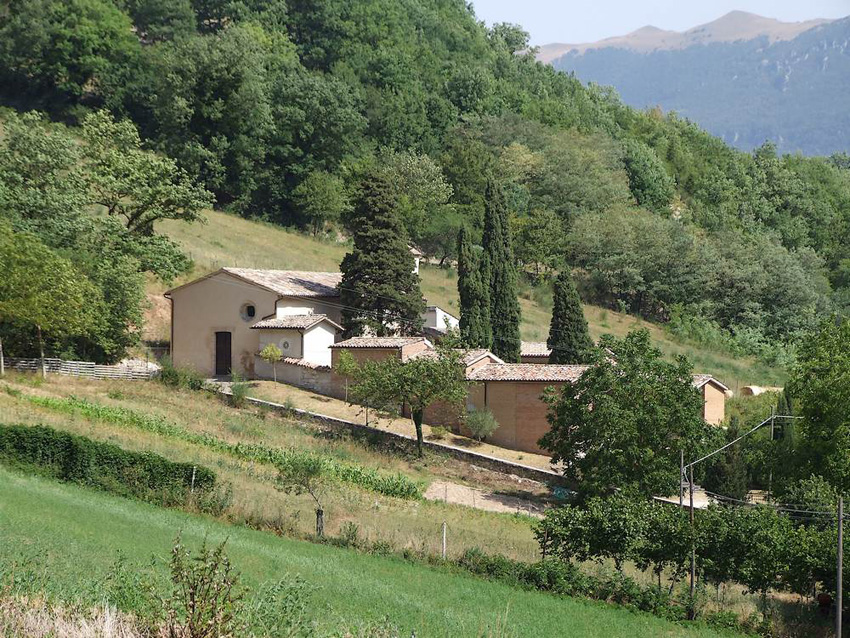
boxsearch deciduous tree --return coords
[540,330,708,498]
[337,348,467,456]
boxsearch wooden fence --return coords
[3,357,158,381]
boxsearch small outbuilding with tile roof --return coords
[164,268,344,377]
[519,341,552,363]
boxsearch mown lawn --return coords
[0,467,741,638]
[154,209,783,388]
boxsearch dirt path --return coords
[424,480,545,519]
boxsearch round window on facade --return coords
[240,303,256,322]
[281,340,290,351]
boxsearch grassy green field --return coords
[0,374,543,562]
[0,466,741,637]
[153,210,784,388]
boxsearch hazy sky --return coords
[471,1,850,45]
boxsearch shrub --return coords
[164,536,243,637]
[230,372,250,408]
[158,356,206,391]
[428,426,449,440]
[465,409,499,442]
[0,423,218,509]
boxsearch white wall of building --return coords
[258,329,302,359]
[275,297,342,323]
[303,323,337,367]
[422,306,459,332]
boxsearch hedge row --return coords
[0,423,216,507]
[25,395,422,500]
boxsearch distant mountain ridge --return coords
[541,11,850,155]
[537,11,832,62]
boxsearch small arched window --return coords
[240,303,256,322]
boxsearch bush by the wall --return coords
[0,423,217,509]
[158,356,207,391]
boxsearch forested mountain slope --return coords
[1,0,849,367]
[548,14,850,155]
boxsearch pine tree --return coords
[340,174,425,337]
[482,178,521,362]
[547,271,593,364]
[456,226,491,349]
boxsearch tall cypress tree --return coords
[547,271,593,364]
[482,178,520,362]
[340,174,425,337]
[457,226,491,349]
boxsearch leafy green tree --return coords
[0,111,87,246]
[456,226,492,349]
[0,0,139,109]
[483,178,521,362]
[622,139,674,214]
[465,409,499,442]
[125,0,195,42]
[0,225,99,374]
[788,317,850,492]
[511,208,563,278]
[337,348,468,456]
[259,343,283,382]
[540,330,708,498]
[81,111,212,235]
[547,272,593,364]
[292,170,349,235]
[339,174,425,337]
[376,149,454,246]
[275,453,326,536]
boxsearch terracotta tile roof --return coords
[469,364,727,389]
[407,348,504,367]
[520,341,551,357]
[222,268,341,297]
[281,357,330,371]
[250,314,342,331]
[468,364,590,382]
[692,374,729,391]
[330,336,429,349]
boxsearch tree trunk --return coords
[272,363,277,383]
[413,408,424,457]
[0,335,4,377]
[37,324,46,379]
[316,508,324,537]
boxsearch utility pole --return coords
[689,463,696,617]
[768,407,775,502]
[839,496,844,638]
[679,449,684,507]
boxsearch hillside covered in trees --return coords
[1,0,849,364]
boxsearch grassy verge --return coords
[0,466,742,638]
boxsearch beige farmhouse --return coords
[165,268,343,378]
[165,266,729,456]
